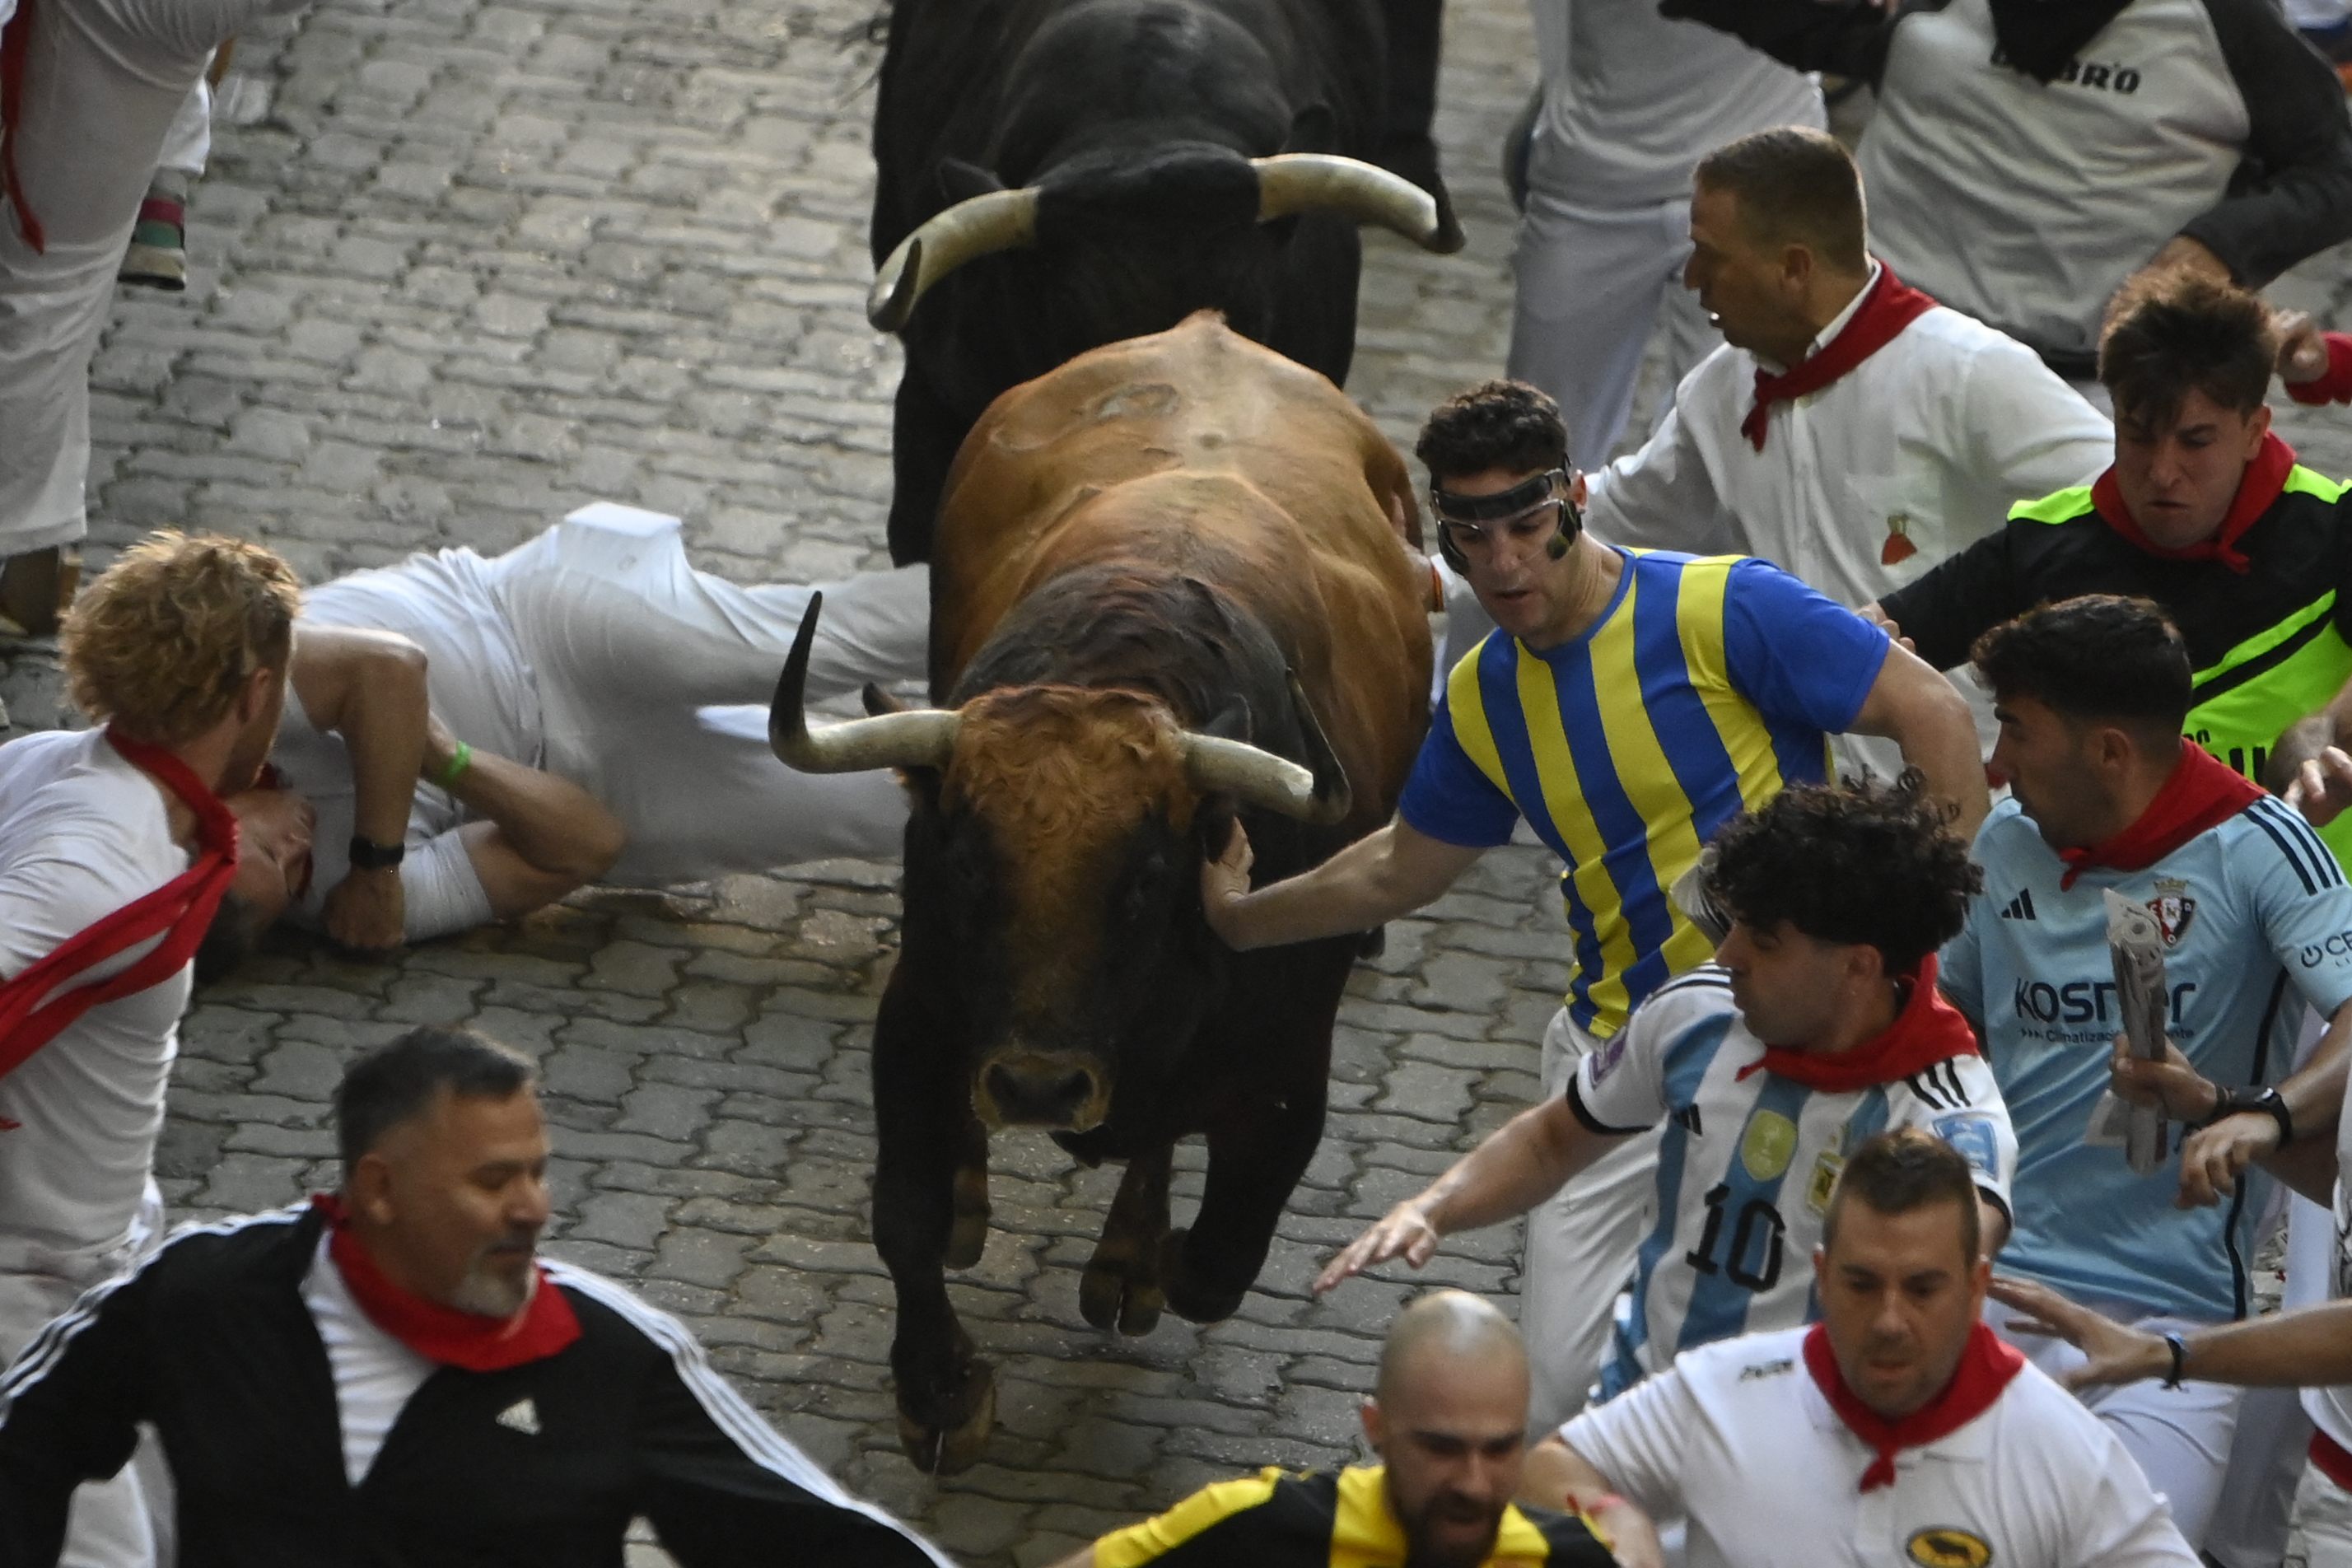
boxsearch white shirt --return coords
[1564,1327,2199,1568]
[1575,970,2015,1394]
[2302,1074,2352,1452]
[1584,273,2112,609]
[301,1230,436,1487]
[0,729,190,1270]
[1527,0,1822,209]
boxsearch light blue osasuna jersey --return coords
[1571,968,2015,1399]
[1943,796,2352,1323]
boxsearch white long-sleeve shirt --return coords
[1583,273,2113,609]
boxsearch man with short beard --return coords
[1049,1290,1632,1568]
[0,1026,949,1566]
[0,530,301,1563]
[1524,1132,2196,1568]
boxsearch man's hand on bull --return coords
[1314,1198,1444,1294]
[1199,821,1256,945]
[324,866,406,954]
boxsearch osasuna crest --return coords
[2148,878,2196,946]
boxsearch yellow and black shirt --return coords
[1094,1464,1617,1568]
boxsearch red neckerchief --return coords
[1735,954,1977,1094]
[2089,431,2294,575]
[2288,334,2352,408]
[0,0,43,253]
[0,728,239,1086]
[1803,1320,2024,1491]
[1743,264,1937,451]
[310,1193,581,1372]
[2056,741,2264,891]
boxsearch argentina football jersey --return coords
[1570,967,2016,1398]
[1943,796,2352,1321]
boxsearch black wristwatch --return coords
[348,835,406,872]
[2199,1084,2293,1145]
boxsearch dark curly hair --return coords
[1704,771,1981,976]
[1414,380,1570,482]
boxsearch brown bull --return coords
[772,311,1430,1471]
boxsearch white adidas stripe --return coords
[0,1202,311,1421]
[541,1260,954,1566]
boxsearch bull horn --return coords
[867,187,1042,332]
[1181,672,1351,824]
[770,591,962,772]
[1249,153,1459,254]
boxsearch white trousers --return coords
[1991,1300,2242,1550]
[1506,159,1719,469]
[1523,1006,1661,1432]
[485,506,931,887]
[2289,1459,2352,1568]
[0,0,299,554]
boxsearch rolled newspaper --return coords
[2103,888,2171,1176]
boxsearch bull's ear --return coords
[1280,104,1337,156]
[936,158,1007,204]
[1202,696,1252,742]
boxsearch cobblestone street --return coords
[12,0,2352,1559]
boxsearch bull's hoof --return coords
[1157,1227,1248,1324]
[1080,1246,1164,1337]
[897,1360,996,1475]
[944,1210,989,1271]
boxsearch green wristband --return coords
[434,740,472,790]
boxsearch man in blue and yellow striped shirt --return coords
[1204,380,1987,1430]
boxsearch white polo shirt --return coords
[1583,268,2112,609]
[1563,1327,2198,1568]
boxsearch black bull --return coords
[770,317,1432,1471]
[867,0,1459,567]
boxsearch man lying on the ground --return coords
[1047,1290,1636,1568]
[1523,1132,2197,1568]
[203,501,928,967]
[0,1024,949,1565]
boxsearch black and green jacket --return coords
[1878,455,2352,864]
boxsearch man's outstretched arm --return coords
[1316,1095,1629,1292]
[1200,815,1482,952]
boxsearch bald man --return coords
[1050,1291,1638,1568]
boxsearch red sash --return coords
[1804,1321,2024,1491]
[2088,432,2294,576]
[0,729,238,1083]
[0,0,42,253]
[1742,264,1937,452]
[2055,741,2264,891]
[1736,955,1978,1094]
[312,1193,581,1371]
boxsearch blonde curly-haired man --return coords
[0,529,299,1560]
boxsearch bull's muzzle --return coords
[975,1050,1109,1132]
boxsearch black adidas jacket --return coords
[0,1206,940,1568]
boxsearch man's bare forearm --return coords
[434,734,623,883]
[2182,1302,2352,1388]
[1211,819,1481,950]
[1420,1099,1603,1239]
